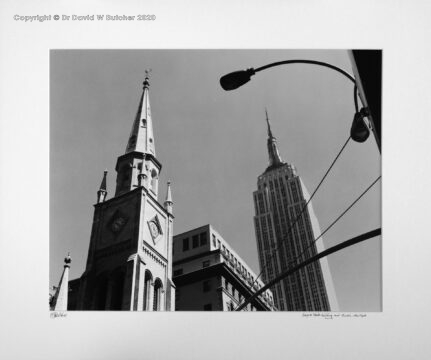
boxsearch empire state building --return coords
[253,111,338,311]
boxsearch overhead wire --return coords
[234,85,370,311]
[236,175,381,311]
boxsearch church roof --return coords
[125,73,156,156]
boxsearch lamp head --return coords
[220,68,256,91]
[350,108,370,143]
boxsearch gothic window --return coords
[153,279,163,311]
[121,164,130,186]
[143,270,153,311]
[150,169,158,194]
[109,269,125,311]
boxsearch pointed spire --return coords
[265,109,284,169]
[50,253,71,311]
[125,70,156,156]
[97,170,108,203]
[164,181,173,214]
[265,108,273,138]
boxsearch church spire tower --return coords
[125,71,156,156]
[77,73,175,311]
[115,71,162,198]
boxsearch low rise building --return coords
[173,224,276,311]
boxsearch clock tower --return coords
[76,74,175,311]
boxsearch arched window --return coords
[143,270,153,311]
[120,164,130,188]
[109,269,125,311]
[150,169,158,194]
[153,278,163,311]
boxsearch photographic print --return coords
[49,49,381,312]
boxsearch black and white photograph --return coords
[1,1,431,359]
[49,50,381,312]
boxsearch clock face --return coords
[111,217,126,232]
[108,210,128,235]
[149,221,159,238]
[147,216,163,244]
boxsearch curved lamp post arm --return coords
[255,60,356,84]
[219,59,380,152]
[220,59,356,91]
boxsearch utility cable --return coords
[235,175,381,311]
[234,135,351,310]
[236,227,382,311]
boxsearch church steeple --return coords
[265,109,284,169]
[125,71,156,156]
[115,72,162,198]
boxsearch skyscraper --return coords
[253,111,338,311]
[73,74,175,311]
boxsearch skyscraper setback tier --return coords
[252,111,338,311]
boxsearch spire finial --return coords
[99,170,108,191]
[143,69,152,88]
[97,170,108,203]
[64,252,71,266]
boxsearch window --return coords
[217,240,221,249]
[203,280,211,292]
[200,232,207,245]
[173,269,183,277]
[182,238,189,251]
[192,235,199,248]
[232,287,236,298]
[212,234,216,247]
[203,304,212,311]
[153,279,163,311]
[143,271,153,311]
[202,260,210,268]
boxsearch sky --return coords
[50,49,381,311]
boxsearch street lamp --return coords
[220,59,379,151]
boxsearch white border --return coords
[1,1,430,359]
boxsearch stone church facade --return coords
[68,74,175,311]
